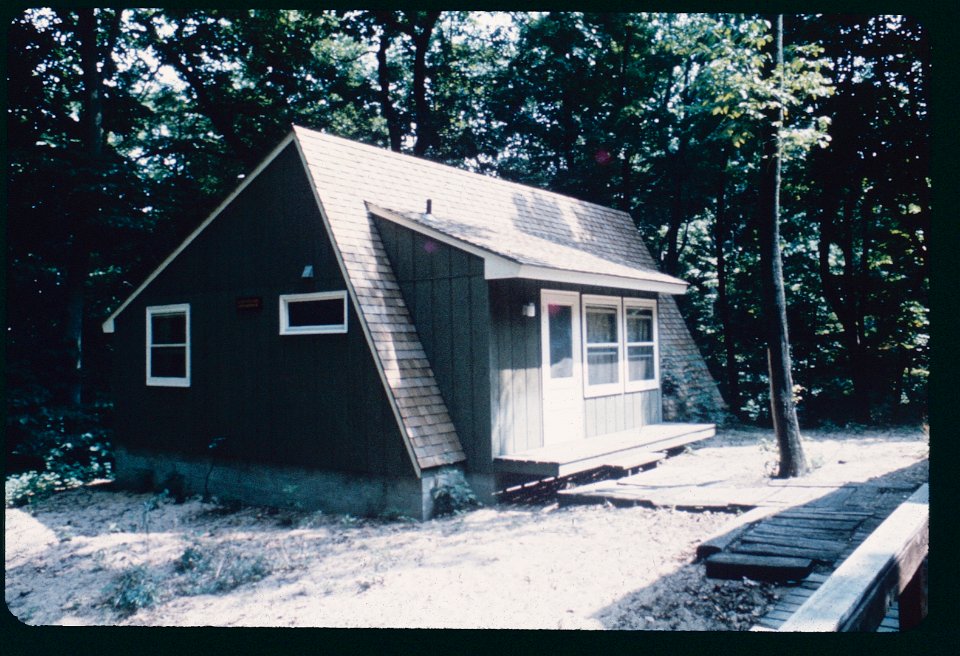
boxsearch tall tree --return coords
[757,15,807,477]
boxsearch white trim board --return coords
[365,203,687,296]
[102,133,297,333]
[278,290,349,335]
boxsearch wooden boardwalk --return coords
[556,456,924,632]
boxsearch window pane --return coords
[586,306,617,344]
[628,345,655,381]
[548,304,573,378]
[151,313,186,345]
[151,346,186,378]
[288,298,344,328]
[587,346,619,385]
[626,307,653,343]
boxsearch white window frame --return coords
[581,294,623,398]
[146,304,191,387]
[279,290,348,335]
[623,298,659,392]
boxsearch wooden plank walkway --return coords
[776,485,928,632]
[748,484,926,631]
[558,477,855,511]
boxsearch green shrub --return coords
[105,566,158,617]
[5,471,65,507]
[174,542,272,595]
[431,478,479,517]
[5,401,114,507]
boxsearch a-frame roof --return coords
[104,125,688,475]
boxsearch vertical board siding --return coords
[488,279,543,456]
[111,145,412,478]
[583,389,660,438]
[374,216,493,473]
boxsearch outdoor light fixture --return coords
[301,265,314,279]
[522,302,536,318]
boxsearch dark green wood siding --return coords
[374,217,493,474]
[110,144,413,478]
[488,279,663,455]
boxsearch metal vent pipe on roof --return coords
[423,198,434,221]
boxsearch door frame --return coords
[540,289,584,446]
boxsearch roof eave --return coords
[366,202,688,296]
[491,264,688,295]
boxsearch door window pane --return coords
[548,304,573,378]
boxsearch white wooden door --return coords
[540,290,584,446]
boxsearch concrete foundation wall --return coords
[115,447,471,520]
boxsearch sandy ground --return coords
[5,426,928,629]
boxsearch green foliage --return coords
[173,541,272,595]
[431,477,479,517]
[5,401,114,507]
[104,566,159,616]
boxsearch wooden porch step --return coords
[634,425,716,453]
[705,553,814,583]
[599,450,664,472]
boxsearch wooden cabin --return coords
[102,126,726,519]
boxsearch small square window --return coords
[279,291,348,335]
[146,304,190,387]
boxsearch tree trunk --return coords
[757,15,807,478]
[410,12,440,157]
[375,27,403,152]
[65,7,104,407]
[714,166,740,416]
[663,136,687,276]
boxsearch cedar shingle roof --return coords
[369,206,686,290]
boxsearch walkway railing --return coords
[778,483,928,632]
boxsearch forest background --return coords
[3,9,941,494]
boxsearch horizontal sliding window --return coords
[279,291,348,335]
[146,304,190,387]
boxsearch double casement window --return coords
[146,304,190,387]
[279,291,348,335]
[581,295,658,397]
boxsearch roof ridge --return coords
[292,124,635,222]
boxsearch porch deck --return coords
[493,422,715,478]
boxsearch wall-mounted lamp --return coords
[522,302,536,318]
[301,265,314,279]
